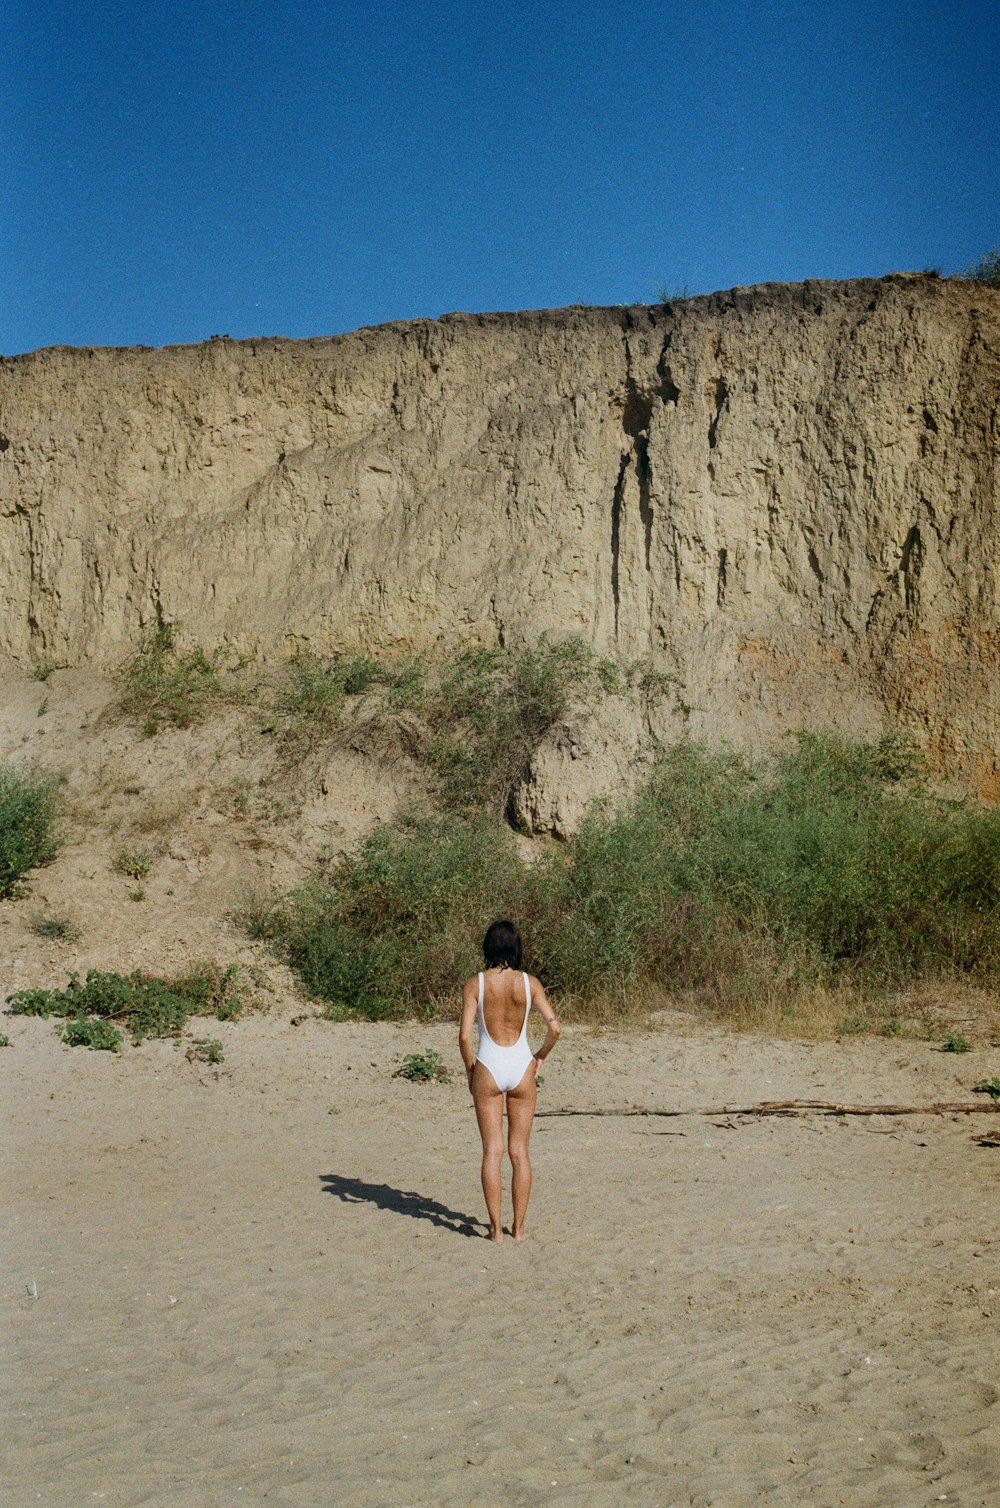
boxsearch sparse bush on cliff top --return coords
[0,764,62,896]
[958,248,1000,288]
[249,732,1000,1027]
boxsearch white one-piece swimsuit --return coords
[476,971,534,1092]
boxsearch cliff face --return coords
[1,274,999,789]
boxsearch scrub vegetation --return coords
[7,964,248,1051]
[417,638,597,813]
[0,764,63,897]
[119,618,226,735]
[958,247,1000,288]
[117,628,658,815]
[245,731,1000,1030]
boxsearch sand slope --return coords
[4,1010,1000,1507]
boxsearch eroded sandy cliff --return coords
[2,274,998,789]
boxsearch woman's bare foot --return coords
[511,1229,530,1243]
[486,1227,503,1244]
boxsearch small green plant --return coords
[223,774,256,816]
[30,914,82,942]
[656,284,694,303]
[973,1077,1000,1099]
[596,658,622,694]
[395,1049,451,1083]
[0,1033,10,1047]
[273,650,417,734]
[37,698,48,717]
[60,1014,123,1052]
[941,1032,971,1053]
[838,1015,873,1036]
[169,963,248,1021]
[32,662,58,682]
[190,1037,224,1064]
[0,764,63,897]
[113,846,154,881]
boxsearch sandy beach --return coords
[4,1007,999,1507]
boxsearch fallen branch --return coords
[536,1100,1000,1119]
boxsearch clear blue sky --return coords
[4,0,998,354]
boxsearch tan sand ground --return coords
[4,1007,1000,1508]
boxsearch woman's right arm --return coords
[459,977,479,1089]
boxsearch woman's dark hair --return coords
[483,919,522,969]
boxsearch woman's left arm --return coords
[529,976,561,1063]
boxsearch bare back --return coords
[479,966,530,1045]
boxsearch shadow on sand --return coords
[320,1174,482,1237]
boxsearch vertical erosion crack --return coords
[611,452,628,638]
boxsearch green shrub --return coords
[940,1032,971,1053]
[248,730,1000,1026]
[120,619,222,732]
[299,636,628,814]
[113,846,155,881]
[170,963,247,1021]
[0,765,62,896]
[7,964,247,1048]
[838,1015,873,1036]
[533,732,1000,1003]
[273,651,413,733]
[248,811,528,1018]
[973,1076,1000,1099]
[190,1037,224,1064]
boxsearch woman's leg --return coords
[471,1064,505,1241]
[505,1070,537,1241]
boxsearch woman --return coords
[459,920,560,1243]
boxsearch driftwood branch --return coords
[536,1100,1000,1120]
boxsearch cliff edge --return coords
[2,273,998,789]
